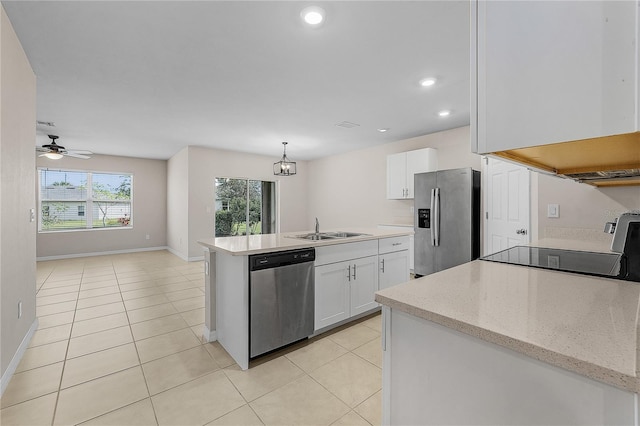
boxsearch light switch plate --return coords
[547,204,559,218]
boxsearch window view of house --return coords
[214,178,276,237]
[39,169,132,231]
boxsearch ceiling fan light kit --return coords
[36,135,93,160]
[273,142,297,176]
[43,152,64,160]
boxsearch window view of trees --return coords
[39,169,132,231]
[93,174,132,227]
[215,178,276,237]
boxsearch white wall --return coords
[167,147,189,259]
[306,126,481,229]
[36,154,167,258]
[535,173,640,241]
[1,5,37,387]
[166,146,309,260]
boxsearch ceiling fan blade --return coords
[36,147,52,152]
[64,153,91,159]
[66,150,93,155]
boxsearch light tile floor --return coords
[1,250,382,425]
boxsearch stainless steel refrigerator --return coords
[414,167,481,277]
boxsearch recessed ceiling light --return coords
[377,128,390,133]
[438,110,451,117]
[301,6,325,26]
[420,78,437,87]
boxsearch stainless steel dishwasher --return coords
[249,248,315,358]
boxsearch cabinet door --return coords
[405,148,438,198]
[387,152,407,199]
[315,261,350,331]
[473,1,637,153]
[379,250,410,291]
[350,256,379,316]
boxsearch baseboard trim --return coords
[204,325,217,343]
[166,247,204,263]
[1,318,39,396]
[36,246,170,261]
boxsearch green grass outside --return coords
[42,218,126,230]
[233,222,262,235]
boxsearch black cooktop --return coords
[481,246,633,281]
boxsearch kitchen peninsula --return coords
[198,228,411,369]
[375,238,640,425]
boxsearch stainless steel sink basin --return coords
[293,233,339,241]
[289,231,370,241]
[326,232,370,238]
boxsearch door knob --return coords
[516,229,527,235]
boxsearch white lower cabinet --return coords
[379,250,409,291]
[349,256,379,316]
[314,255,378,331]
[378,235,411,290]
[314,260,350,330]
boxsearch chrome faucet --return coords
[315,217,319,234]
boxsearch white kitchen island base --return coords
[382,307,637,425]
[199,229,411,370]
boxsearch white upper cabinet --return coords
[387,148,438,199]
[471,1,638,154]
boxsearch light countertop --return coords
[376,239,640,392]
[198,228,412,256]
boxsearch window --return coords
[214,178,276,237]
[39,169,132,232]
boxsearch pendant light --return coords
[273,142,297,176]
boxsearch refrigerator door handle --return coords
[434,187,440,247]
[430,188,436,246]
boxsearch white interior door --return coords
[483,157,530,255]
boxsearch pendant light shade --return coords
[273,142,297,176]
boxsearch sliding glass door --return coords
[214,178,276,237]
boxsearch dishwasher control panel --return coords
[250,248,316,271]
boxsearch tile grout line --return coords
[117,261,163,426]
[48,260,85,426]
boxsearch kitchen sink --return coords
[289,232,371,241]
[326,232,369,238]
[295,233,338,241]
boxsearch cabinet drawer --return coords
[379,236,410,254]
[315,240,378,266]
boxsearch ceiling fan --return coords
[36,135,93,160]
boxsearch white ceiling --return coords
[3,1,470,161]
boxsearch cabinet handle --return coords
[347,264,351,282]
[380,258,385,273]
[392,242,402,246]
[352,264,357,280]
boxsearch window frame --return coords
[38,167,134,233]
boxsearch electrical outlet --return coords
[146,234,150,240]
[18,301,22,318]
[29,208,35,222]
